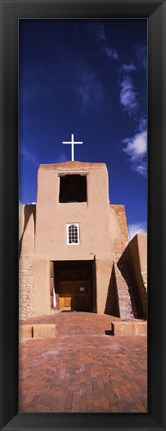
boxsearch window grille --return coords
[67,224,79,245]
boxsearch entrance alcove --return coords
[51,259,96,312]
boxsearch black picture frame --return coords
[0,0,165,430]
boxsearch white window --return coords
[67,223,80,245]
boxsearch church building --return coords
[19,137,147,321]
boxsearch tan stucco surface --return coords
[33,254,51,315]
[95,258,113,314]
[19,204,35,254]
[128,233,147,278]
[35,162,111,261]
[19,161,147,319]
[127,233,147,317]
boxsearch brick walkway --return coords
[19,312,147,413]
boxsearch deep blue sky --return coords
[19,19,147,238]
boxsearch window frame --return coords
[66,223,80,246]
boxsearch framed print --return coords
[18,15,148,415]
[0,0,166,430]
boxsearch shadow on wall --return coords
[19,205,36,255]
[118,236,147,319]
[105,265,120,317]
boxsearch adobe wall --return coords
[110,205,129,243]
[104,265,120,316]
[19,204,36,319]
[19,163,146,320]
[32,162,113,315]
[35,162,112,261]
[128,233,147,288]
[109,205,129,260]
[95,257,113,314]
[19,204,36,255]
[33,254,52,315]
[122,233,147,317]
[19,255,34,319]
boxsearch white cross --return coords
[62,133,83,161]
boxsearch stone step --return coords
[19,324,56,339]
[111,320,147,336]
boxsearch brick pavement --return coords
[19,312,147,413]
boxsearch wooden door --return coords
[74,280,90,311]
[59,281,74,311]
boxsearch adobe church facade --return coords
[19,161,147,320]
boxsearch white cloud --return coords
[123,130,147,161]
[102,46,119,60]
[120,77,137,113]
[119,49,147,176]
[20,145,39,167]
[89,21,119,61]
[135,163,147,177]
[128,222,147,240]
[120,63,136,73]
[139,117,147,132]
[122,119,147,177]
[119,48,146,118]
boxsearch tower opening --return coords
[59,174,87,203]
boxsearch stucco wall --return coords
[95,258,113,314]
[104,265,120,316]
[33,254,52,315]
[19,204,36,254]
[109,206,128,259]
[110,205,129,244]
[124,233,147,317]
[110,206,124,261]
[19,204,36,318]
[35,162,112,261]
[19,162,146,320]
[19,255,34,319]
[128,233,147,285]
